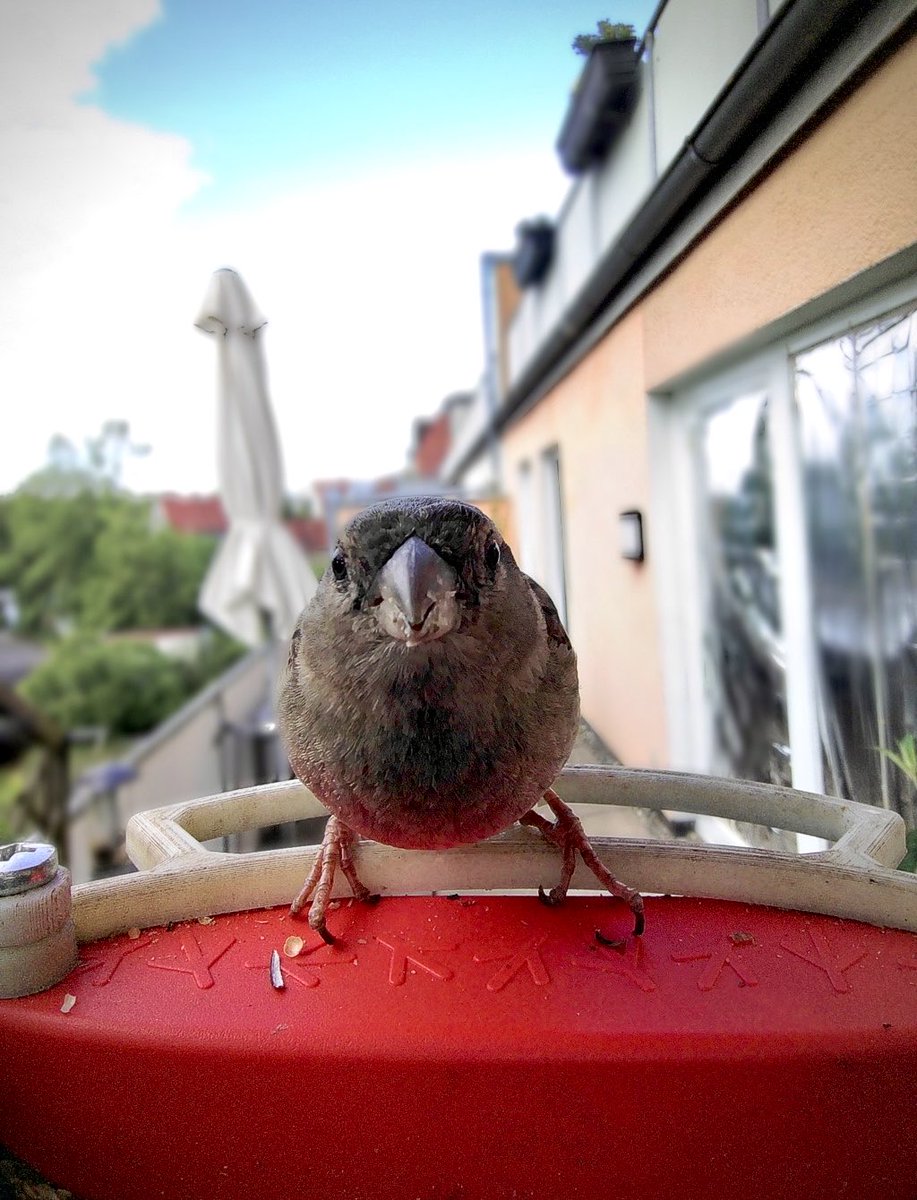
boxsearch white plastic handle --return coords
[71,766,917,942]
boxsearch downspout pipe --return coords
[452,0,896,479]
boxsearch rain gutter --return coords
[450,0,915,481]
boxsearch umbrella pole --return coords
[259,608,281,693]
[259,608,290,784]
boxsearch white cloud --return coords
[0,1,568,496]
[0,0,205,486]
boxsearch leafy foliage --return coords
[0,424,216,636]
[19,637,189,736]
[881,735,917,872]
[0,489,216,636]
[15,628,246,740]
[899,829,917,874]
[80,502,216,633]
[2,420,247,743]
[882,733,917,789]
[572,19,636,55]
[0,751,33,843]
[0,488,110,635]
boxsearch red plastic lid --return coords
[2,894,916,1199]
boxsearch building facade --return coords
[454,0,917,825]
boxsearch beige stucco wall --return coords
[502,310,669,767]
[643,34,917,389]
[501,35,917,769]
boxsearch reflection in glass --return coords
[796,310,916,824]
[696,391,791,791]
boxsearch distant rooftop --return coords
[157,494,226,536]
[156,494,328,555]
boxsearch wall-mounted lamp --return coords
[618,510,644,562]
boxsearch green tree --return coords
[79,500,216,632]
[0,422,214,636]
[572,19,636,55]
[0,487,116,635]
[19,637,188,736]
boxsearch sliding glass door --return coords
[666,297,916,827]
[692,387,791,789]
[795,309,916,821]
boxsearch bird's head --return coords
[308,496,519,652]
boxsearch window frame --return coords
[539,445,570,632]
[651,280,917,804]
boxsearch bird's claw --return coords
[311,919,336,946]
[290,815,373,942]
[594,929,625,949]
[523,789,646,936]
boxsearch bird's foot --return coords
[520,788,645,936]
[290,815,377,944]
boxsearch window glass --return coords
[695,389,791,788]
[795,309,917,821]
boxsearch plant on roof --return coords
[572,19,636,56]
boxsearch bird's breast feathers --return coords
[282,613,576,849]
[278,500,578,850]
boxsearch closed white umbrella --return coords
[195,268,317,648]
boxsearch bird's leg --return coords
[339,830,379,906]
[290,815,375,944]
[519,807,578,895]
[520,788,645,935]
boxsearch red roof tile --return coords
[158,494,327,553]
[413,410,451,477]
[158,494,227,536]
[287,517,328,554]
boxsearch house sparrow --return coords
[278,496,644,943]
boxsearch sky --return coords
[0,0,656,497]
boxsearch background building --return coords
[451,0,917,830]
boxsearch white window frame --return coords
[515,460,538,578]
[539,446,569,631]
[651,279,917,801]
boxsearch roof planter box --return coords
[557,38,639,175]
[512,218,555,288]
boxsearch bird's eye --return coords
[331,550,348,581]
[484,541,500,570]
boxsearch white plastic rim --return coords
[70,765,917,942]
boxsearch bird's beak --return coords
[370,536,460,645]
